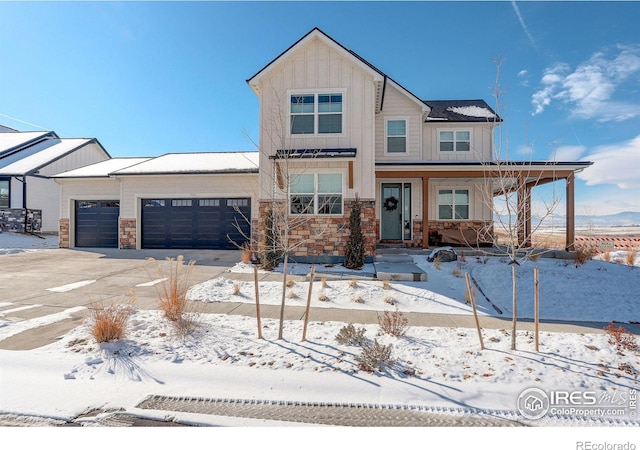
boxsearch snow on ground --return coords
[0,232,58,254]
[1,234,640,446]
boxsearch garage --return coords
[75,200,120,248]
[141,197,251,249]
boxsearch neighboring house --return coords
[0,128,110,233]
[54,153,259,249]
[55,28,591,257]
[247,28,592,260]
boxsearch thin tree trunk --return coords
[301,265,315,342]
[253,265,262,339]
[465,273,484,350]
[534,266,539,352]
[511,263,517,350]
[278,253,288,340]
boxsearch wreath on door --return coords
[383,196,399,212]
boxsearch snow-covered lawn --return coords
[0,232,58,254]
[1,234,640,446]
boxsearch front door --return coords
[381,183,403,240]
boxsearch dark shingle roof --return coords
[423,100,502,123]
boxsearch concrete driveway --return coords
[0,247,242,350]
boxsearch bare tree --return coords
[244,90,345,340]
[475,58,562,350]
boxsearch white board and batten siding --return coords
[257,36,377,200]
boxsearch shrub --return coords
[378,308,408,337]
[574,246,597,266]
[335,324,367,346]
[352,295,364,304]
[433,255,443,270]
[321,277,328,288]
[231,282,241,296]
[261,208,280,271]
[241,244,252,264]
[343,196,366,269]
[452,268,463,278]
[286,277,295,287]
[89,301,134,343]
[626,247,638,267]
[604,322,637,352]
[384,296,395,306]
[355,339,395,372]
[287,289,298,299]
[317,292,329,302]
[382,280,392,290]
[602,250,611,262]
[349,278,358,288]
[151,255,195,322]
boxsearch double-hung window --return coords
[290,93,343,135]
[386,119,407,153]
[439,130,470,152]
[438,189,469,220]
[0,178,9,208]
[290,173,343,215]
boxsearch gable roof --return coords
[53,157,152,178]
[0,131,58,159]
[424,100,502,123]
[0,138,106,176]
[247,27,429,116]
[111,152,259,176]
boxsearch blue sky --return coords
[1,1,640,216]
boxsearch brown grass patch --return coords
[149,255,196,322]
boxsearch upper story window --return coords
[438,189,469,220]
[290,93,343,135]
[0,178,9,208]
[439,130,470,152]
[290,173,343,215]
[386,119,407,153]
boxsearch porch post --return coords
[422,176,429,248]
[517,176,526,247]
[565,172,575,250]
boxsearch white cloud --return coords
[517,69,528,77]
[548,145,586,162]
[531,46,640,121]
[577,135,640,189]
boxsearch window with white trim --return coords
[439,130,470,152]
[290,173,343,215]
[438,189,469,220]
[0,178,10,208]
[290,93,343,135]
[386,119,406,153]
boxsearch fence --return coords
[574,236,640,251]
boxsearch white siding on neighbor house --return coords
[25,176,62,232]
[422,123,494,161]
[375,84,423,161]
[428,178,493,221]
[257,36,377,200]
[9,178,22,208]
[37,142,110,177]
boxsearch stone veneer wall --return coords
[59,219,70,248]
[257,199,377,260]
[0,208,42,233]
[119,218,137,249]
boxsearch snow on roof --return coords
[112,152,259,175]
[446,105,496,118]
[0,138,94,175]
[0,131,52,155]
[53,157,152,178]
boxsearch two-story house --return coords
[55,28,590,256]
[247,28,591,261]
